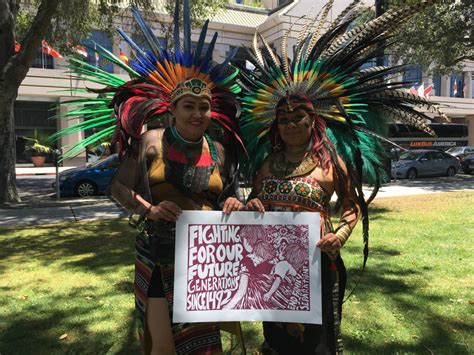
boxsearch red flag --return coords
[74,45,88,58]
[119,48,129,64]
[424,85,433,97]
[15,41,21,52]
[42,40,63,59]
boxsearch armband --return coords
[335,222,352,246]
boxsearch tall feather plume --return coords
[183,0,191,55]
[325,1,436,58]
[252,31,265,68]
[281,16,303,81]
[305,0,335,60]
[328,0,362,29]
[173,0,180,50]
[258,33,280,69]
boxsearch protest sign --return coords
[173,211,321,324]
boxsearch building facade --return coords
[16,0,474,164]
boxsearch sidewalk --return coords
[2,174,473,228]
[0,199,126,227]
[16,165,78,176]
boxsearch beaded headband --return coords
[170,78,212,103]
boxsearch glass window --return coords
[432,75,441,96]
[399,151,422,160]
[403,65,422,86]
[82,30,114,73]
[450,73,464,98]
[31,48,54,69]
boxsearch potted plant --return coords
[23,129,53,167]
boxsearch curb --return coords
[17,173,57,176]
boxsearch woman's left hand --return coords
[222,197,245,214]
[316,232,343,252]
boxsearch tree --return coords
[0,0,226,203]
[160,0,227,43]
[391,1,473,76]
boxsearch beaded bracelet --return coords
[335,222,352,246]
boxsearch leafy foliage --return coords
[23,129,53,154]
[390,0,473,75]
[160,0,227,42]
[15,0,155,55]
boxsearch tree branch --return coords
[4,0,60,90]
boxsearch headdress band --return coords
[170,78,212,104]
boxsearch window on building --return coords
[278,0,289,6]
[31,48,54,69]
[432,75,441,96]
[450,73,464,98]
[14,101,57,163]
[82,30,114,73]
[402,65,422,86]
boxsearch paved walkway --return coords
[1,171,473,228]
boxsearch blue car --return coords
[56,154,120,197]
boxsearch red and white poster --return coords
[173,211,322,324]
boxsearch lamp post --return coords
[52,149,62,200]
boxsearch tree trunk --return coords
[0,90,19,203]
[0,0,60,203]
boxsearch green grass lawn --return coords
[0,191,473,354]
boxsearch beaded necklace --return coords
[164,126,217,193]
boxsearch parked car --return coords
[445,146,474,159]
[391,149,460,180]
[54,154,119,197]
[460,153,474,174]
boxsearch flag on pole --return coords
[74,45,88,58]
[453,79,458,96]
[119,48,129,64]
[94,43,100,67]
[417,82,425,97]
[424,84,433,98]
[410,85,418,95]
[42,40,63,58]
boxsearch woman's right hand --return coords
[146,201,182,222]
[245,198,265,212]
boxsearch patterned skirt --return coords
[262,253,346,355]
[134,224,223,354]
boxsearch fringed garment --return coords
[258,175,347,355]
[134,128,230,354]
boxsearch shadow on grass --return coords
[343,244,472,354]
[0,302,140,354]
[0,220,135,274]
[0,220,141,353]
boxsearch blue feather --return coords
[131,6,164,57]
[200,32,218,73]
[173,0,180,50]
[194,20,209,66]
[183,0,191,55]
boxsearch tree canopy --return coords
[390,0,473,76]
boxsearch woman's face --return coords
[277,109,313,148]
[170,95,212,142]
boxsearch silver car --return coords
[391,149,460,180]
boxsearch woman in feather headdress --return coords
[238,1,444,353]
[51,0,245,353]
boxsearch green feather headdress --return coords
[238,0,444,268]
